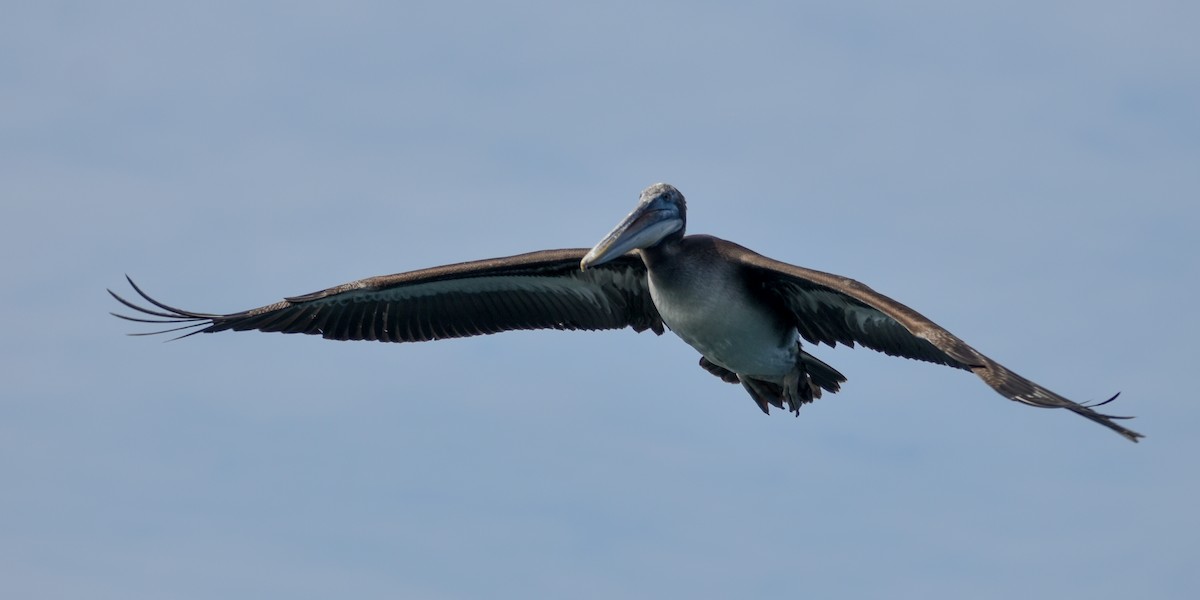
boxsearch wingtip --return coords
[1118,428,1144,443]
[1082,392,1143,443]
[1086,391,1121,409]
[109,276,219,337]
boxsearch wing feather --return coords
[731,247,1142,442]
[110,249,664,344]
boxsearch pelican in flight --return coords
[110,183,1141,442]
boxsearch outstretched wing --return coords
[730,247,1142,442]
[110,249,664,342]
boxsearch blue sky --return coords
[3,1,1198,598]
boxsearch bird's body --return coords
[111,183,1142,442]
[644,236,798,381]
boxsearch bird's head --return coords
[580,183,687,270]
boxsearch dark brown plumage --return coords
[112,250,662,342]
[111,183,1142,442]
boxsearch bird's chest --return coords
[647,265,797,378]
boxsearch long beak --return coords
[580,205,681,270]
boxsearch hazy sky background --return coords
[3,1,1198,598]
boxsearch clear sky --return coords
[3,1,1198,598]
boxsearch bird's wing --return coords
[110,249,664,342]
[731,248,1142,442]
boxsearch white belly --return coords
[648,272,798,379]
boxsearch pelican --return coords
[110,183,1142,442]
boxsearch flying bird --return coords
[110,183,1142,442]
